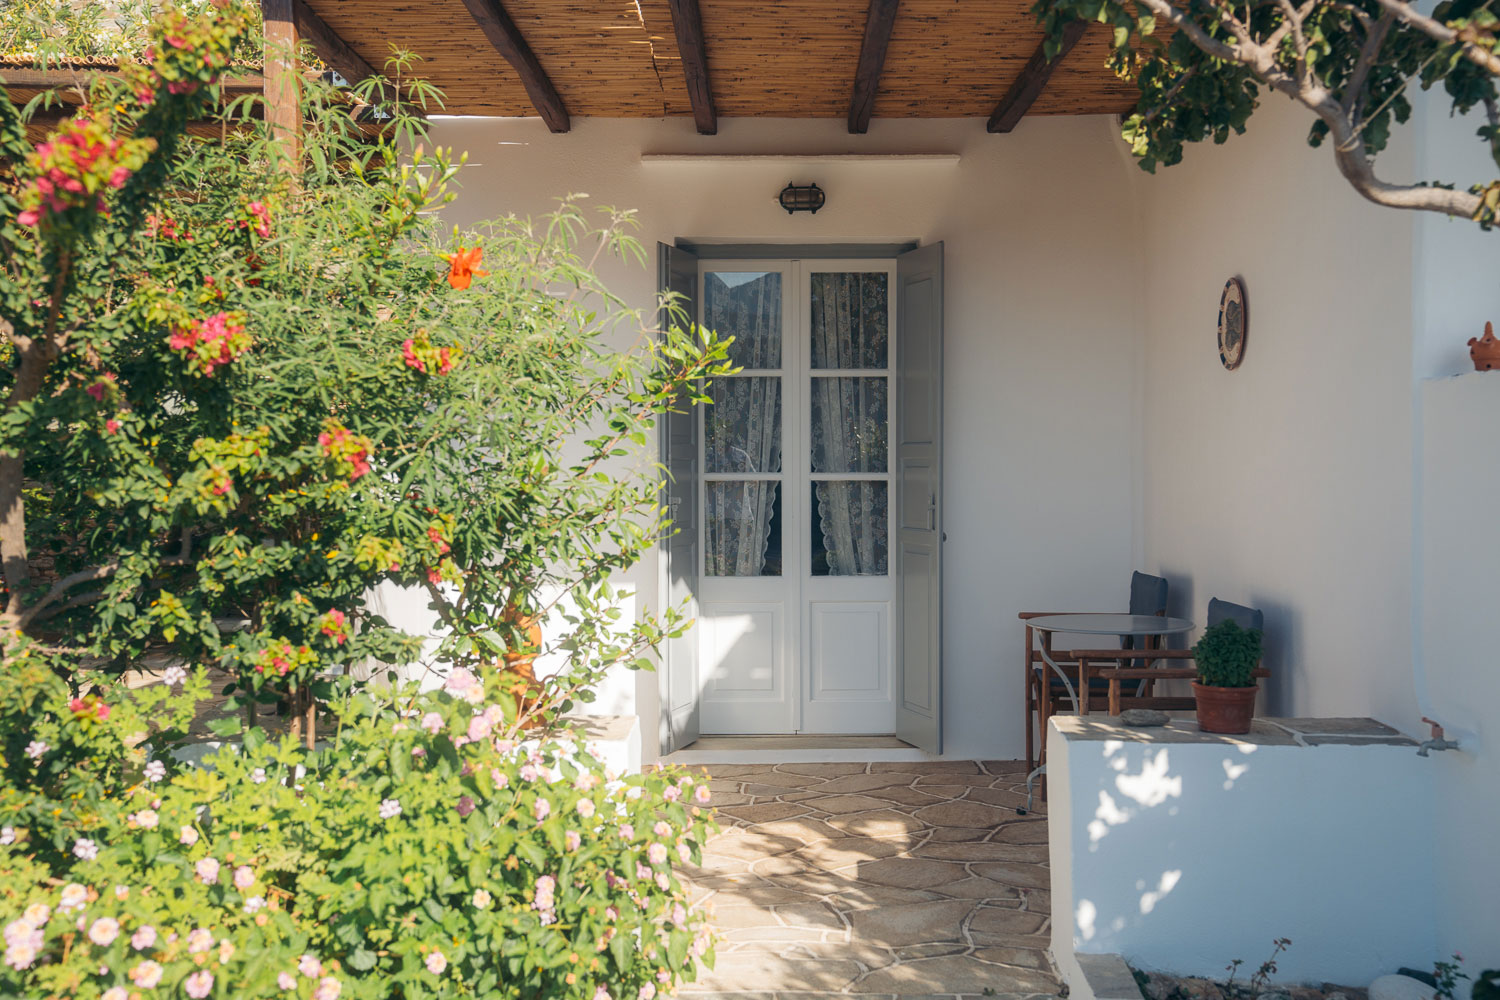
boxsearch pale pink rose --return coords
[130,960,164,988]
[88,917,120,946]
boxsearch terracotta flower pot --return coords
[1469,321,1500,371]
[1192,681,1258,734]
[499,610,544,717]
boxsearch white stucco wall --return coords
[420,114,1147,760]
[1048,720,1438,986]
[1133,96,1419,726]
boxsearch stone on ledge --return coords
[1120,708,1170,727]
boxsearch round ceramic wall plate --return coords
[1218,277,1248,370]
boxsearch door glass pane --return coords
[810,377,887,473]
[811,272,888,369]
[707,376,782,473]
[706,481,781,577]
[811,481,888,576]
[705,271,782,369]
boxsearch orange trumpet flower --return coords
[445,246,489,290]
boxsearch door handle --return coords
[926,492,936,532]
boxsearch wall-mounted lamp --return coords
[778,182,825,214]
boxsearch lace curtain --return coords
[811,273,888,576]
[704,273,782,576]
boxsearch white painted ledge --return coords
[1049,716,1435,989]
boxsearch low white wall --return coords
[1048,719,1437,986]
[1419,374,1500,967]
[418,114,1148,760]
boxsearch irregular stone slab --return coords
[776,941,892,969]
[870,760,982,774]
[774,762,870,777]
[738,770,825,788]
[812,772,922,794]
[684,953,863,993]
[854,955,1058,994]
[719,802,813,825]
[913,772,1003,787]
[912,841,1049,863]
[712,905,789,930]
[724,926,831,943]
[962,787,1032,811]
[993,820,1049,844]
[798,835,909,871]
[805,793,894,815]
[895,942,970,960]
[740,782,819,798]
[913,799,1019,829]
[749,854,816,877]
[705,764,785,777]
[864,785,953,807]
[752,817,850,843]
[847,898,976,946]
[980,759,1030,775]
[972,946,1052,970]
[1018,888,1051,914]
[852,857,966,890]
[970,862,1052,890]
[828,883,948,911]
[931,876,1026,902]
[826,809,926,838]
[775,902,846,931]
[707,829,802,860]
[968,906,1049,939]
[924,825,994,843]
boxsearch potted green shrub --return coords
[1191,619,1264,734]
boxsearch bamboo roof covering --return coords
[302,0,1139,122]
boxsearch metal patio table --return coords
[1019,613,1194,813]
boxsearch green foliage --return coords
[1,3,732,736]
[0,0,264,67]
[1191,619,1263,688]
[0,657,717,999]
[1034,0,1500,226]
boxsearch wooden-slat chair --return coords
[1020,571,1169,773]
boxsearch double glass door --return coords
[696,260,897,734]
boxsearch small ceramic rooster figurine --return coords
[1469,321,1500,371]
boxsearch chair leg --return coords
[1024,626,1036,773]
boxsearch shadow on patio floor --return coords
[678,760,1059,999]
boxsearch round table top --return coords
[1027,613,1195,636]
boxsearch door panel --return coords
[658,243,701,754]
[894,243,943,754]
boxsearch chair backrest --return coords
[1128,572,1168,617]
[1124,572,1169,659]
[1207,597,1264,632]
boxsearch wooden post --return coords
[261,0,301,170]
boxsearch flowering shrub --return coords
[168,309,253,376]
[0,666,717,999]
[14,113,154,230]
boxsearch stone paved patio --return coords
[679,760,1060,1000]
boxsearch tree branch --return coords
[1369,0,1500,75]
[1344,9,1398,116]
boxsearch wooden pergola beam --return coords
[292,0,375,85]
[262,0,301,166]
[457,0,570,132]
[986,20,1087,134]
[666,0,716,135]
[848,0,899,134]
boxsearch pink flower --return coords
[314,976,343,1000]
[180,825,198,845]
[103,987,127,1000]
[88,917,120,946]
[185,969,214,998]
[188,928,214,954]
[694,785,711,804]
[130,960,164,988]
[653,821,671,838]
[492,768,509,790]
[425,950,447,975]
[279,971,297,989]
[648,842,668,865]
[105,418,121,435]
[299,954,323,978]
[234,865,255,889]
[565,830,581,851]
[520,763,539,782]
[131,926,157,950]
[195,857,219,884]
[639,984,658,1000]
[618,823,634,841]
[595,987,612,1000]
[577,799,596,819]
[468,714,492,742]
[534,798,551,822]
[444,668,478,696]
[16,209,39,227]
[677,842,692,863]
[663,786,681,802]
[421,712,443,734]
